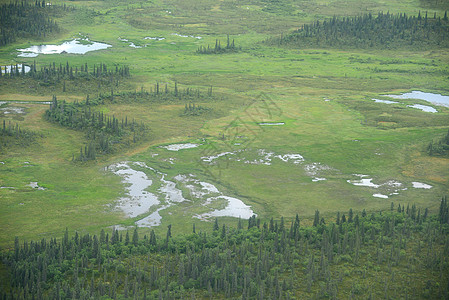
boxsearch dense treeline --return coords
[44,95,146,161]
[0,61,133,98]
[0,1,69,46]
[0,61,130,86]
[271,11,449,49]
[1,200,448,299]
[196,36,239,54]
[427,128,449,156]
[0,120,41,152]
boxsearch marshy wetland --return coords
[0,0,447,237]
[0,0,448,244]
[0,0,448,298]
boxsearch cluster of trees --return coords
[102,83,215,104]
[272,11,449,49]
[0,1,68,46]
[182,103,210,116]
[30,61,130,81]
[1,201,448,299]
[44,95,147,161]
[427,128,449,156]
[196,36,239,54]
[0,120,40,151]
[1,61,130,89]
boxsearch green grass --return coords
[0,0,448,248]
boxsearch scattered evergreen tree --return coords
[0,120,41,152]
[427,128,449,156]
[313,210,320,227]
[196,35,239,54]
[439,196,449,224]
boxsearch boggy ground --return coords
[0,0,448,246]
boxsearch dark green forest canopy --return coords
[272,11,449,49]
[1,202,449,299]
[0,1,69,46]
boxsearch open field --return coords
[0,0,448,250]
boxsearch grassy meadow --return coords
[0,0,448,249]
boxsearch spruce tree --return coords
[213,218,219,231]
[313,210,320,227]
[132,228,138,246]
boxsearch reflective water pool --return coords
[17,39,111,57]
[385,91,449,107]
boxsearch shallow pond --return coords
[303,163,333,177]
[135,208,166,227]
[347,177,380,188]
[201,152,234,163]
[412,182,432,189]
[1,106,26,114]
[119,38,143,48]
[406,104,438,113]
[163,143,199,151]
[259,122,285,126]
[28,182,46,190]
[175,174,220,198]
[243,149,274,165]
[1,101,50,116]
[346,173,433,197]
[109,162,159,218]
[312,177,326,182]
[172,33,202,39]
[1,64,30,74]
[348,176,403,191]
[1,100,51,105]
[197,196,255,219]
[159,175,188,203]
[276,153,304,164]
[384,91,449,107]
[144,37,165,41]
[199,181,221,194]
[200,149,329,181]
[176,174,255,220]
[109,162,255,228]
[373,193,389,199]
[373,99,399,104]
[17,39,111,57]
